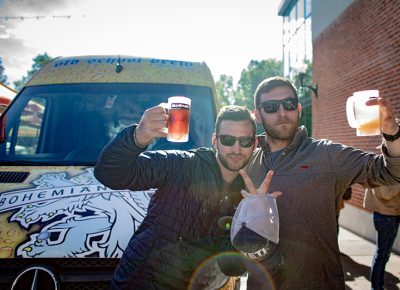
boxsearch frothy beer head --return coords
[346,90,380,136]
[166,96,191,142]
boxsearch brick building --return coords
[278,0,400,251]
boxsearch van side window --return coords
[9,97,45,155]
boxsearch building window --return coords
[280,0,313,134]
[282,0,312,78]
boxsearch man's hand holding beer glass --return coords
[135,96,191,147]
[368,97,400,157]
[134,105,169,147]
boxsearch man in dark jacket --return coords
[94,105,260,289]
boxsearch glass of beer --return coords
[162,96,191,142]
[346,90,380,136]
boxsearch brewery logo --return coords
[171,103,190,110]
[0,168,152,258]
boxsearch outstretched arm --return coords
[94,104,182,191]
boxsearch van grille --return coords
[0,258,118,290]
[64,281,111,290]
[0,172,29,183]
[0,258,119,270]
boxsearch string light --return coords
[0,15,86,22]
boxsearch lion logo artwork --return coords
[1,168,151,258]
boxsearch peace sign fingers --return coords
[239,169,277,196]
[258,170,274,194]
[239,169,258,195]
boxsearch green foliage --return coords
[215,74,234,108]
[0,57,8,85]
[215,59,283,110]
[214,58,314,135]
[292,59,313,98]
[235,59,282,109]
[13,53,53,91]
[292,60,313,135]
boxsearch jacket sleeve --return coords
[94,124,189,191]
[328,141,400,189]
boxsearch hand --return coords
[135,104,168,147]
[239,169,282,198]
[366,97,398,135]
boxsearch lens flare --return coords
[186,251,276,290]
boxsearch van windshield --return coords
[0,83,216,165]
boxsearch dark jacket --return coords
[94,125,244,290]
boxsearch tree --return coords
[215,74,235,108]
[235,59,282,109]
[292,60,313,135]
[14,53,53,91]
[0,57,8,85]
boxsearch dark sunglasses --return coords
[258,97,298,113]
[217,135,255,148]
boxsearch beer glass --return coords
[346,90,380,136]
[161,96,191,142]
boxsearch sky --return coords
[0,0,283,87]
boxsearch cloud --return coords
[1,0,72,14]
[0,0,76,36]
[0,35,34,66]
[0,0,283,88]
[0,0,77,85]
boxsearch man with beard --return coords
[242,76,400,290]
[94,105,261,289]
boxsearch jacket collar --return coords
[191,147,245,190]
[257,126,308,154]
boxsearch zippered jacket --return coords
[244,126,400,290]
[94,125,244,290]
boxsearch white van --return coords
[0,55,219,289]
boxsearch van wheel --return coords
[11,264,59,290]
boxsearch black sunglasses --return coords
[217,135,255,148]
[258,97,298,113]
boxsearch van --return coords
[0,55,219,289]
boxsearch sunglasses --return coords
[217,135,255,148]
[258,97,298,113]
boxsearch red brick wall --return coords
[312,0,400,210]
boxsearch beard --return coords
[261,117,300,141]
[217,152,252,172]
